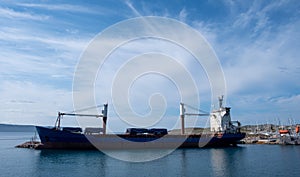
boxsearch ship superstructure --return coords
[210,96,241,133]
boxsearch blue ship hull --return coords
[35,126,245,149]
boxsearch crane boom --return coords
[58,112,103,117]
[185,113,210,116]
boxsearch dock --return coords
[15,141,42,149]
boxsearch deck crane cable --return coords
[68,104,104,114]
[184,103,210,115]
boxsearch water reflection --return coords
[210,148,228,176]
[35,150,108,177]
[101,149,174,162]
[33,147,247,177]
[209,147,245,177]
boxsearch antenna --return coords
[218,95,224,108]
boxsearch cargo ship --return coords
[35,96,245,149]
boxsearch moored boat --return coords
[279,124,300,145]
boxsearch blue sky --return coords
[0,0,299,130]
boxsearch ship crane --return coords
[180,103,210,135]
[54,104,108,134]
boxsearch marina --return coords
[240,124,300,145]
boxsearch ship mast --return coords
[180,103,185,135]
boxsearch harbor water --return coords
[1,132,299,177]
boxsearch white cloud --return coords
[0,3,96,125]
[185,1,300,98]
[0,27,89,52]
[224,19,299,94]
[179,8,187,22]
[179,0,300,124]
[1,0,299,127]
[0,23,92,82]
[231,0,289,35]
[125,0,142,17]
[0,7,49,20]
[0,81,75,125]
[16,3,114,15]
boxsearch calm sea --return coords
[0,132,299,177]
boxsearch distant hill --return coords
[0,124,35,132]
